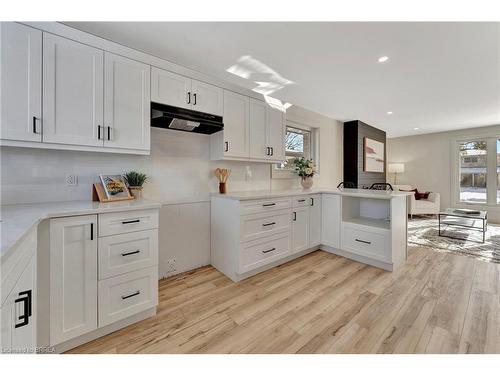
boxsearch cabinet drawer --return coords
[241,210,290,242]
[99,209,159,237]
[341,223,390,262]
[292,196,311,208]
[239,232,290,274]
[98,266,158,327]
[98,229,158,280]
[240,197,292,215]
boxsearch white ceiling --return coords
[65,22,500,138]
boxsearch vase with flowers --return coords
[292,157,316,189]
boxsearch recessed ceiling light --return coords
[414,127,420,130]
[378,56,389,63]
[387,111,393,115]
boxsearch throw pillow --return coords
[416,190,431,200]
[399,188,419,199]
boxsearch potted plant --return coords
[123,171,148,199]
[292,157,316,189]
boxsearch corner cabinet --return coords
[0,22,42,142]
[211,92,286,163]
[1,24,151,155]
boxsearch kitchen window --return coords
[453,136,500,206]
[274,124,319,177]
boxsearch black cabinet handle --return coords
[355,239,372,245]
[121,250,140,257]
[187,92,191,104]
[266,147,270,156]
[90,222,94,241]
[293,212,297,221]
[224,141,229,152]
[193,93,197,105]
[107,126,111,141]
[32,116,38,134]
[298,199,306,202]
[98,125,102,140]
[270,147,274,156]
[262,222,276,227]
[121,291,140,300]
[14,290,32,328]
[262,247,276,254]
[122,219,140,224]
[262,203,276,207]
[311,198,314,206]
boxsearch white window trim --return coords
[450,133,500,211]
[272,120,320,179]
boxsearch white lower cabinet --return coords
[321,194,341,249]
[49,208,159,347]
[1,254,37,353]
[98,266,158,327]
[50,215,98,346]
[292,206,309,253]
[309,194,322,247]
[341,223,390,263]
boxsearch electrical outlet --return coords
[65,174,78,186]
[165,258,177,275]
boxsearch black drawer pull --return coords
[355,239,372,245]
[121,250,140,257]
[122,219,140,225]
[298,199,306,202]
[262,203,276,207]
[262,247,276,254]
[14,290,32,328]
[311,198,314,206]
[121,291,140,300]
[90,222,94,241]
[293,212,297,221]
[262,222,276,227]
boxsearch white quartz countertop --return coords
[212,188,412,201]
[1,199,161,260]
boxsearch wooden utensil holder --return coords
[219,182,227,194]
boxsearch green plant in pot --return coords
[292,157,316,189]
[123,171,148,199]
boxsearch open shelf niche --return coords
[341,196,391,230]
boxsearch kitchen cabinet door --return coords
[222,90,250,158]
[249,98,268,160]
[191,80,223,116]
[151,67,191,110]
[309,194,322,247]
[0,22,42,142]
[267,105,286,161]
[321,194,341,249]
[50,215,98,346]
[104,52,150,151]
[43,33,104,147]
[292,206,309,253]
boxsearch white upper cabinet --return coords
[43,33,104,147]
[151,67,223,116]
[267,105,286,162]
[0,23,42,142]
[104,53,150,151]
[249,98,268,159]
[221,90,250,158]
[151,67,191,110]
[191,79,223,116]
[50,215,98,346]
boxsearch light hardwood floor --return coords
[68,246,500,354]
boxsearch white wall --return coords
[387,124,500,223]
[1,105,343,276]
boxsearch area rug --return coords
[407,217,500,264]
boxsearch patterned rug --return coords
[408,217,500,264]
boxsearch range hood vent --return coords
[151,102,223,135]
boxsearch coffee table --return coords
[438,208,488,243]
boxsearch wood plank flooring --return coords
[68,246,500,354]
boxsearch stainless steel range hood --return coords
[151,102,223,135]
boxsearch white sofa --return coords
[394,185,440,218]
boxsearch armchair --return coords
[394,185,440,218]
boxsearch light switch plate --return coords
[65,174,78,186]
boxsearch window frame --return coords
[272,121,320,179]
[451,133,500,209]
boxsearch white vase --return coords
[301,176,313,190]
[129,186,143,199]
